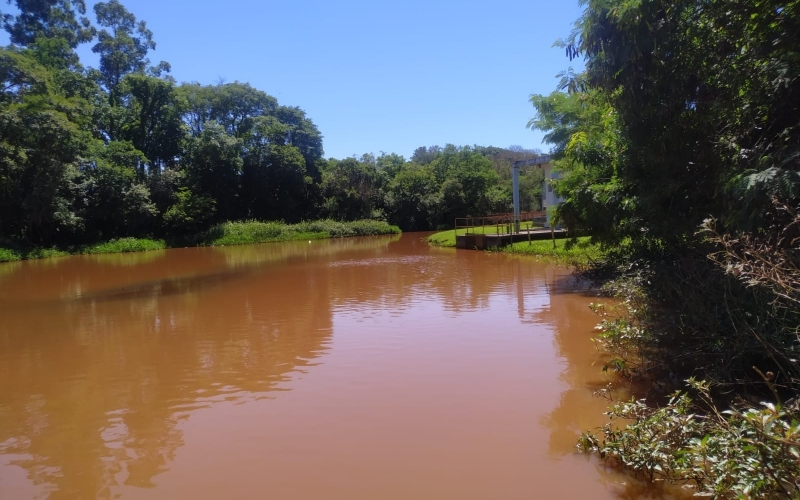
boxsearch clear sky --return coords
[4,0,586,159]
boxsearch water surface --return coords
[1,233,657,499]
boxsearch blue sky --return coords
[4,0,586,159]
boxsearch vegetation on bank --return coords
[527,0,800,496]
[194,219,400,246]
[0,237,166,262]
[0,220,400,262]
[502,238,603,265]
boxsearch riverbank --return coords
[427,230,603,265]
[0,219,401,262]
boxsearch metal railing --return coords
[454,211,546,237]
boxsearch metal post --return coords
[512,162,521,233]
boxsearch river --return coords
[1,232,663,499]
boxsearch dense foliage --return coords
[530,0,800,495]
[0,0,543,251]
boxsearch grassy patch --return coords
[0,245,70,262]
[197,219,401,246]
[502,237,604,265]
[427,230,458,247]
[25,248,71,259]
[80,238,167,255]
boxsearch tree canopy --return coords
[0,0,541,246]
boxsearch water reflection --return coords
[0,250,339,498]
[0,233,668,499]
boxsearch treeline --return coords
[536,0,800,495]
[535,0,800,390]
[0,0,543,248]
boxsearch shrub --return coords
[579,379,800,498]
[81,238,166,254]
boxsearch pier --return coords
[454,213,567,250]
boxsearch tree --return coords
[183,121,242,222]
[210,82,277,138]
[385,164,438,231]
[1,0,94,49]
[319,157,382,220]
[117,73,185,170]
[0,47,91,244]
[561,0,800,247]
[427,146,499,224]
[410,145,441,165]
[179,82,216,137]
[178,82,277,138]
[162,187,215,235]
[241,116,308,221]
[528,87,623,239]
[273,105,323,179]
[92,0,166,101]
[81,140,155,238]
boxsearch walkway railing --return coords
[454,211,546,237]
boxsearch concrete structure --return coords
[511,155,565,229]
[540,162,565,228]
[455,227,567,250]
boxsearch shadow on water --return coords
[68,268,253,303]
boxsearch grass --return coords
[80,238,167,255]
[0,220,401,263]
[196,219,401,246]
[427,228,604,266]
[502,237,604,265]
[0,245,70,262]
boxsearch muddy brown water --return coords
[0,233,673,499]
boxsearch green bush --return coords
[0,248,22,262]
[579,379,800,497]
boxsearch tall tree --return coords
[528,87,622,238]
[81,140,155,239]
[117,73,185,171]
[92,0,166,93]
[183,121,242,221]
[562,0,800,246]
[241,116,308,221]
[1,0,94,48]
[179,82,277,138]
[0,48,91,243]
[273,105,323,180]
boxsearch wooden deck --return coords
[455,228,568,250]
